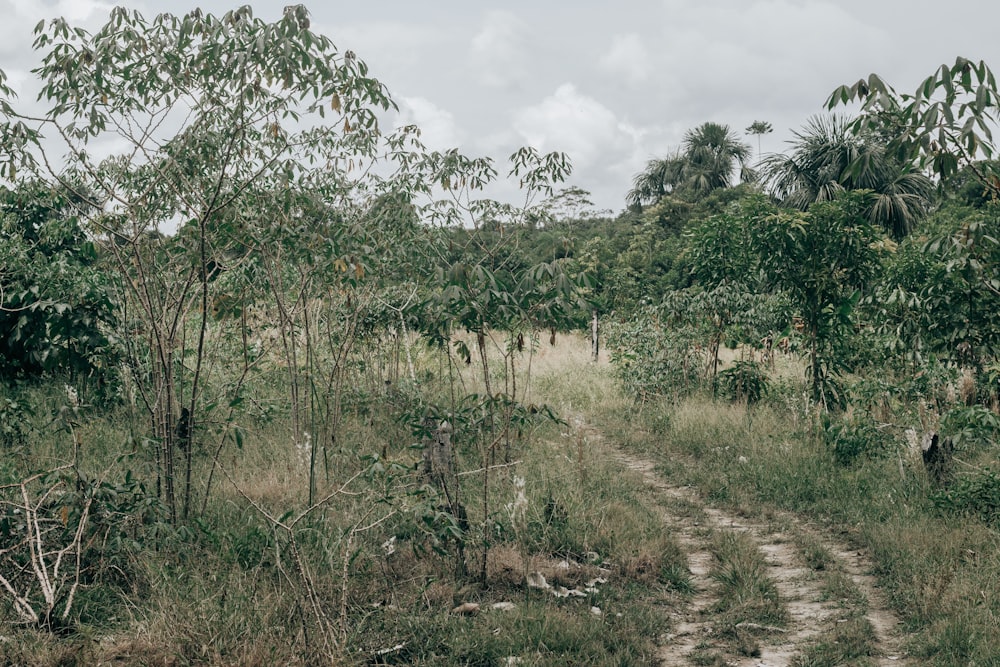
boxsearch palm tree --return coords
[625,152,686,209]
[762,115,933,238]
[626,122,753,209]
[682,122,754,194]
[745,120,773,162]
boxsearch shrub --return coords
[718,360,769,404]
[0,392,34,449]
[824,413,892,466]
[606,307,704,402]
[931,468,1000,527]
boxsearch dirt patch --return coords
[613,449,914,666]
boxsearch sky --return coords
[2,0,1000,217]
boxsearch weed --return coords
[791,614,877,667]
[707,532,786,655]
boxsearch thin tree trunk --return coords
[591,310,599,362]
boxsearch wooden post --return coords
[591,310,599,362]
[422,419,455,491]
[421,419,465,576]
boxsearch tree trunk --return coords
[921,432,953,487]
[591,311,599,362]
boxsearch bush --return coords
[606,307,704,402]
[824,414,892,466]
[0,183,118,379]
[931,468,1000,527]
[0,392,34,449]
[718,360,769,405]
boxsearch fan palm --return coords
[762,115,933,238]
[625,152,686,209]
[626,122,753,209]
[682,121,754,194]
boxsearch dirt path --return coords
[614,451,913,666]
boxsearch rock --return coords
[526,571,550,590]
[491,601,517,612]
[451,602,480,615]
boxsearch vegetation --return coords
[2,5,1000,664]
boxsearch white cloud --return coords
[469,10,529,89]
[395,96,463,151]
[599,33,650,85]
[512,83,649,179]
[50,0,117,23]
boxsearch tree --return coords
[761,115,934,238]
[827,57,1000,199]
[827,57,1000,327]
[683,121,755,195]
[626,122,753,208]
[746,120,773,162]
[750,192,884,406]
[625,153,687,209]
[0,182,116,379]
[0,5,403,523]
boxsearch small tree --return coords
[750,192,883,406]
[0,6,407,522]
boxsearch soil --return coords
[609,444,915,666]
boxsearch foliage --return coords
[873,202,1000,367]
[750,192,884,404]
[761,114,934,239]
[606,306,704,402]
[931,468,1000,527]
[718,360,769,405]
[0,391,34,449]
[828,57,1000,198]
[0,183,117,379]
[940,404,1000,449]
[626,122,753,209]
[823,413,892,466]
[0,464,162,629]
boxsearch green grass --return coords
[0,335,689,666]
[606,383,1000,665]
[791,614,878,667]
[12,333,1000,665]
[706,531,786,658]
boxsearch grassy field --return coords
[3,333,1000,665]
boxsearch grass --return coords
[10,332,1000,664]
[706,531,786,658]
[0,334,687,666]
[790,614,878,667]
[603,364,1000,665]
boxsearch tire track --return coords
[614,451,913,666]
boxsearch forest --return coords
[3,6,1000,666]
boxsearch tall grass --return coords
[1,335,690,665]
[608,381,1000,665]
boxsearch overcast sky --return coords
[3,0,1000,217]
